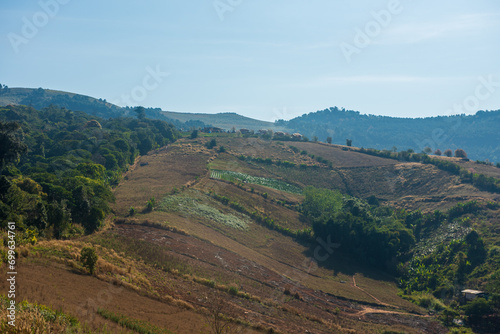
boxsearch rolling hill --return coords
[1,86,499,162]
[278,107,500,162]
[1,104,500,333]
[0,87,282,131]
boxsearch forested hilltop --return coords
[0,104,178,237]
[2,86,499,162]
[277,107,500,162]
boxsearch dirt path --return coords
[352,275,392,307]
[352,306,426,317]
[349,276,431,319]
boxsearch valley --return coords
[1,106,499,333]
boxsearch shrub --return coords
[129,206,136,216]
[228,284,239,296]
[146,197,156,212]
[205,138,217,149]
[444,149,453,157]
[80,247,98,275]
[367,195,380,206]
[464,298,493,324]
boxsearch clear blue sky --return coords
[1,0,499,121]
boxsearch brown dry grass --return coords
[113,144,210,215]
[291,141,399,168]
[0,263,212,334]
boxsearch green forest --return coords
[0,104,178,239]
[278,107,500,162]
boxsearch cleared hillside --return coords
[2,106,499,333]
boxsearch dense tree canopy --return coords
[0,104,178,236]
[302,187,415,269]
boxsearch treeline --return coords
[237,155,298,168]
[238,150,332,170]
[0,105,178,239]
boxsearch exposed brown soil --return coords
[0,262,210,333]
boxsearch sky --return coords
[1,0,500,122]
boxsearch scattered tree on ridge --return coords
[455,148,467,158]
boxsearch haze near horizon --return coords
[1,0,499,122]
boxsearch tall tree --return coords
[134,106,146,120]
[0,121,28,170]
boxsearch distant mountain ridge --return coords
[278,107,500,162]
[0,86,498,161]
[0,87,280,131]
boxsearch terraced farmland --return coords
[210,169,302,194]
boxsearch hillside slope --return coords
[279,107,500,162]
[2,105,500,332]
[109,136,499,332]
[0,87,282,131]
